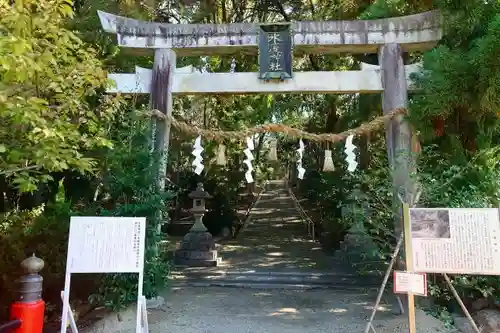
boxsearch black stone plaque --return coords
[258,23,293,80]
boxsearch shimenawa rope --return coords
[149,107,407,143]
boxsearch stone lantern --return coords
[188,182,211,232]
[174,183,219,267]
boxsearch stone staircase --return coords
[171,180,387,291]
[170,268,382,290]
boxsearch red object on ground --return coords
[9,300,45,333]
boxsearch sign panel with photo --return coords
[409,208,500,275]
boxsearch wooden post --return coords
[402,203,417,333]
[150,49,176,232]
[379,43,417,313]
[378,44,417,241]
[150,49,176,191]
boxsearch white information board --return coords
[61,216,147,333]
[66,216,145,273]
[393,271,427,296]
[409,208,500,275]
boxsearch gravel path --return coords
[84,286,453,333]
[151,287,453,333]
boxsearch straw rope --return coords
[149,107,407,143]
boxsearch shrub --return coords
[0,112,175,320]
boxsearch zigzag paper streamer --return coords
[344,135,358,172]
[243,137,254,183]
[296,139,306,179]
[230,57,236,73]
[191,136,204,175]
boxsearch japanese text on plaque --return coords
[258,24,292,80]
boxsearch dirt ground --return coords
[83,286,454,333]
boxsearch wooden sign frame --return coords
[60,217,148,333]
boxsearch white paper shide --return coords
[243,136,255,183]
[344,134,358,172]
[296,139,306,179]
[191,136,204,175]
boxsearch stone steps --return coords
[169,180,390,291]
[169,269,383,290]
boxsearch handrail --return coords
[233,180,268,237]
[286,182,316,241]
[0,320,22,333]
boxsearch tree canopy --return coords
[0,0,122,191]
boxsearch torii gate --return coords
[98,10,441,234]
[96,12,442,330]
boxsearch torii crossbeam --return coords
[108,63,423,95]
[98,10,442,56]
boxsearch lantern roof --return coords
[188,182,212,199]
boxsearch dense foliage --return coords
[296,0,500,315]
[1,0,499,324]
[0,0,119,191]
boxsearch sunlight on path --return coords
[146,287,452,333]
[215,180,340,272]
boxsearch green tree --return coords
[0,0,120,191]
